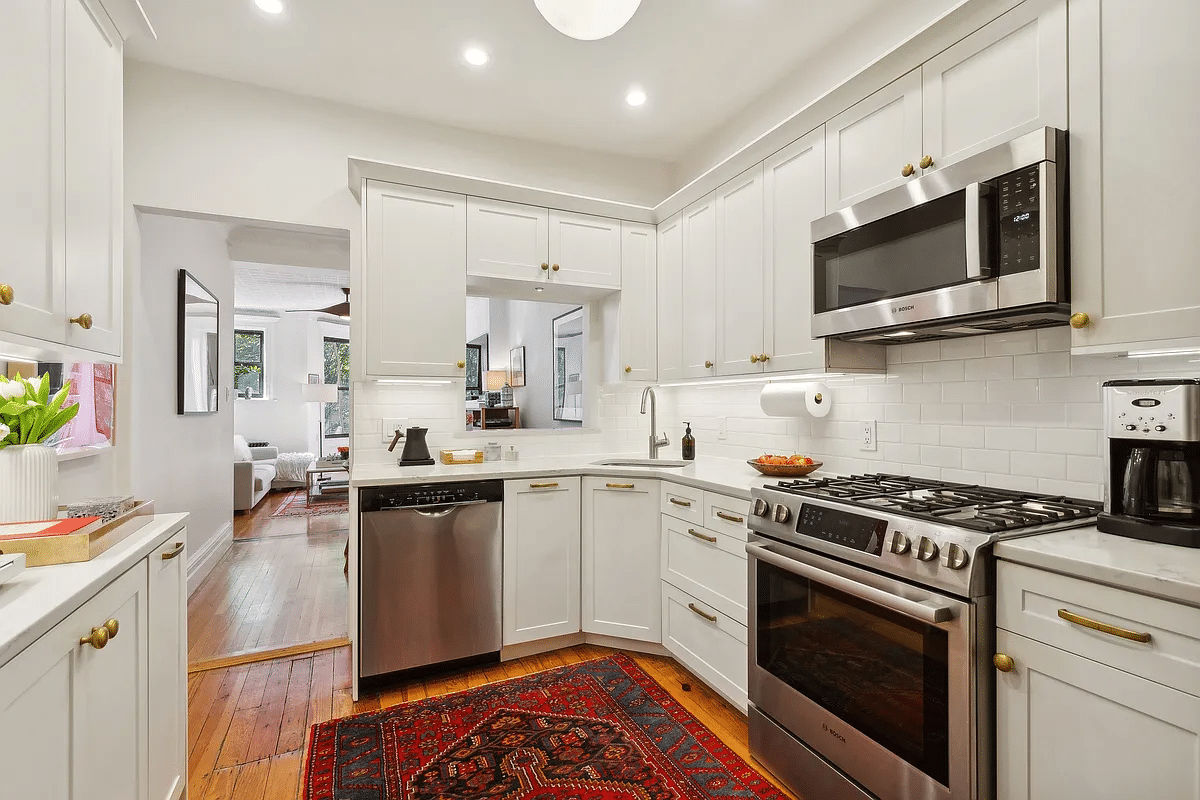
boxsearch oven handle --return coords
[965,182,984,279]
[746,542,957,625]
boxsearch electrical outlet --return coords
[381,418,406,444]
[860,420,878,451]
[717,417,728,441]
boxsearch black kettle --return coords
[389,426,433,465]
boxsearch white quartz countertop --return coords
[994,526,1200,609]
[350,454,779,500]
[0,513,189,669]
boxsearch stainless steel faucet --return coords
[640,386,670,459]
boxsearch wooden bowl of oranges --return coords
[747,454,821,477]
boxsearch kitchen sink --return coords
[590,458,691,468]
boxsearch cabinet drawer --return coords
[660,515,747,626]
[703,493,751,541]
[661,583,748,712]
[661,483,704,525]
[998,561,1200,695]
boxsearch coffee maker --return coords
[1098,378,1200,547]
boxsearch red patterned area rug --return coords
[304,654,786,800]
[271,489,349,518]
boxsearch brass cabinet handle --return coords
[528,482,559,489]
[162,542,185,560]
[606,482,635,490]
[704,360,713,369]
[0,284,13,305]
[457,360,466,369]
[919,155,934,169]
[669,498,692,508]
[541,263,550,271]
[70,313,93,330]
[104,619,119,639]
[80,626,110,650]
[1069,312,1090,329]
[901,163,915,177]
[750,354,760,364]
[624,366,632,374]
[715,511,745,524]
[993,653,1015,673]
[1058,608,1152,644]
[688,603,718,623]
[759,353,770,362]
[687,528,718,543]
[551,263,560,271]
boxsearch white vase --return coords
[0,445,59,522]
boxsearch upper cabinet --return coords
[1068,0,1200,353]
[1,0,132,361]
[363,182,467,379]
[656,214,684,383]
[617,222,657,381]
[680,194,718,379]
[714,165,765,376]
[548,210,621,290]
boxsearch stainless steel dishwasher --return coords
[359,480,503,681]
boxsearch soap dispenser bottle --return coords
[682,422,696,461]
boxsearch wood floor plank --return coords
[244,658,294,762]
[231,758,271,800]
[307,650,336,727]
[188,667,251,785]
[277,656,313,754]
[212,707,259,773]
[263,750,303,800]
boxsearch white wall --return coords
[233,314,309,454]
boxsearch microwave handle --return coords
[746,542,957,625]
[965,182,990,280]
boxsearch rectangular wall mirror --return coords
[552,307,584,423]
[178,269,220,415]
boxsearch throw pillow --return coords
[233,434,254,462]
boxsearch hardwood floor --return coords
[234,490,349,541]
[187,645,801,800]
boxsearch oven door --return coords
[747,537,976,800]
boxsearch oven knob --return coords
[889,531,911,555]
[1125,424,1137,431]
[940,543,970,570]
[751,498,771,518]
[915,536,939,562]
[1155,425,1167,432]
[772,504,792,525]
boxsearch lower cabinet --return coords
[149,534,188,800]
[661,583,748,712]
[503,478,582,646]
[582,477,661,642]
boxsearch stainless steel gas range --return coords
[745,474,1100,800]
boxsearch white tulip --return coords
[0,423,9,439]
[0,382,23,401]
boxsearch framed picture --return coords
[465,343,484,392]
[509,346,526,387]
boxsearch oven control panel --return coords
[796,504,888,556]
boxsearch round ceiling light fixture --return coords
[255,0,283,14]
[463,47,490,66]
[533,0,643,41]
[626,87,647,107]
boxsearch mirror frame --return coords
[177,269,220,416]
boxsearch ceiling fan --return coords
[289,287,350,319]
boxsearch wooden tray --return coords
[440,449,484,465]
[0,500,155,567]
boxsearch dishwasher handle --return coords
[382,498,491,516]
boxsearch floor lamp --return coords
[302,382,339,459]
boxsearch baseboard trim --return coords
[187,520,233,596]
[501,633,586,662]
[188,636,350,673]
[583,633,671,658]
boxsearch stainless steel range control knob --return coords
[772,504,792,525]
[1125,424,1138,431]
[1155,425,1167,432]
[751,498,771,518]
[915,536,939,562]
[940,543,969,570]
[889,531,911,555]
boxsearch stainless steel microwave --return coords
[811,127,1068,342]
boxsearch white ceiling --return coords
[233,262,349,312]
[129,0,938,160]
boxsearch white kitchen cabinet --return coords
[921,0,1067,171]
[617,221,657,381]
[660,516,748,626]
[995,628,1200,800]
[825,69,923,210]
[680,194,718,379]
[1068,0,1200,353]
[363,181,467,378]
[502,478,581,646]
[582,477,661,643]
[714,165,765,377]
[548,210,621,289]
[466,197,549,284]
[661,583,748,712]
[656,213,684,382]
[149,535,188,800]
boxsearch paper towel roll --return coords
[759,382,831,418]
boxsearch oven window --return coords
[756,560,950,785]
[814,191,968,313]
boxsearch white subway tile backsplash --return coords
[986,379,1039,403]
[941,338,986,360]
[989,473,1040,492]
[901,341,943,363]
[1039,376,1103,403]
[921,404,963,425]
[985,426,1037,451]
[903,383,942,404]
[963,403,1011,426]
[1038,478,1102,501]
[868,383,905,404]
[888,363,926,383]
[923,359,965,382]
[963,449,1010,474]
[876,422,902,443]
[1010,451,1067,480]
[902,424,940,445]
[884,404,923,423]
[1037,327,1071,353]
[941,469,986,485]
[939,425,986,449]
[1037,428,1100,456]
[1066,455,1106,484]
[964,356,1014,381]
[984,330,1039,356]
[1011,403,1066,428]
[883,442,923,464]
[1063,403,1105,430]
[941,381,987,404]
[920,445,962,469]
[1014,352,1071,378]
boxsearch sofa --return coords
[234,443,312,512]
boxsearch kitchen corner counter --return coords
[350,455,778,500]
[0,513,189,669]
[994,526,1200,609]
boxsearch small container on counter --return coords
[483,441,502,462]
[682,422,696,461]
[503,445,519,462]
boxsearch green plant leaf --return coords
[0,401,35,416]
[37,403,79,443]
[37,373,50,406]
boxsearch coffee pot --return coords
[388,426,434,466]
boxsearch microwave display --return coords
[998,165,1041,275]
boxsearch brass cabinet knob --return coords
[624,366,632,374]
[0,284,13,306]
[551,263,560,272]
[456,360,466,369]
[1069,312,1091,329]
[750,354,760,364]
[70,313,93,330]
[759,353,770,362]
[80,626,110,650]
[901,163,916,178]
[919,155,935,169]
[103,619,119,639]
[541,263,550,271]
[704,360,713,369]
[993,653,1015,673]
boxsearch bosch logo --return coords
[892,305,916,314]
[822,723,847,744]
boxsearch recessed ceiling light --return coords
[626,88,647,107]
[535,287,545,292]
[464,47,490,66]
[255,0,283,14]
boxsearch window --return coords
[233,330,265,399]
[324,337,350,438]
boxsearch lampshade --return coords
[534,0,642,41]
[485,370,509,392]
[302,382,339,403]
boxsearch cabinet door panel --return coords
[149,534,187,800]
[996,629,1200,800]
[548,210,620,289]
[466,198,549,283]
[656,215,684,382]
[503,479,581,645]
[0,633,73,800]
[619,222,657,381]
[714,166,764,377]
[681,196,717,379]
[64,0,122,356]
[582,479,661,642]
[364,182,467,377]
[923,0,1067,170]
[826,69,923,210]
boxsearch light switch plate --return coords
[382,418,406,444]
[717,418,728,441]
[860,420,877,451]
